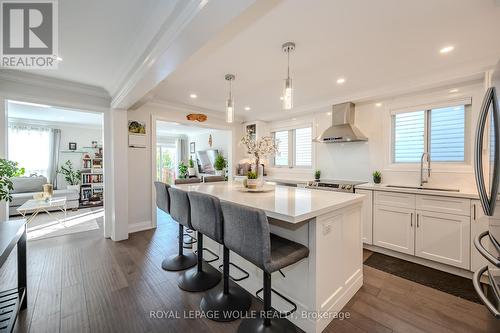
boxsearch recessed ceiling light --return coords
[449,88,459,93]
[189,93,197,99]
[56,56,63,61]
[244,106,251,111]
[336,78,346,84]
[327,112,332,116]
[375,103,382,107]
[440,46,454,54]
[280,96,284,101]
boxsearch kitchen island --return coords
[173,182,364,333]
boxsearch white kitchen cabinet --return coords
[416,195,470,216]
[415,210,470,269]
[373,205,415,255]
[374,191,415,209]
[356,189,373,245]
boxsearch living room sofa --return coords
[9,176,80,216]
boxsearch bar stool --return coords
[159,185,196,271]
[176,188,222,291]
[174,178,201,249]
[220,201,309,332]
[188,192,251,321]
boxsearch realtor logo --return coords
[1,0,58,69]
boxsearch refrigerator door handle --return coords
[474,87,500,216]
[473,265,500,319]
[475,230,500,268]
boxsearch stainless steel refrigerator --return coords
[473,59,500,318]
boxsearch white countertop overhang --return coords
[172,182,364,223]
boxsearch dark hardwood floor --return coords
[0,211,498,333]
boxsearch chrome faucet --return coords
[420,152,431,186]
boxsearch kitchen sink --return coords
[385,185,460,192]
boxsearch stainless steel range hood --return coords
[315,102,367,143]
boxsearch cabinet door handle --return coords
[417,214,420,228]
[410,213,413,227]
[473,204,476,221]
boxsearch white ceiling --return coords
[7,101,103,127]
[156,121,213,137]
[24,0,185,95]
[151,0,500,121]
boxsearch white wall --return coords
[58,124,102,188]
[265,80,485,192]
[7,119,103,189]
[188,129,231,171]
[127,102,244,228]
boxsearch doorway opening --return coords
[6,100,106,241]
[153,119,232,225]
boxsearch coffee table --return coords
[16,198,67,224]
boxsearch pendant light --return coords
[225,74,235,123]
[282,42,295,110]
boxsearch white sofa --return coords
[9,176,80,216]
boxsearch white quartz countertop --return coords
[355,183,480,199]
[173,182,364,223]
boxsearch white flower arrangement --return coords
[240,133,279,166]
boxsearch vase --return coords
[247,179,258,189]
[215,169,224,176]
[43,183,54,198]
[257,164,264,187]
[67,184,80,192]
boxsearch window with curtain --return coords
[392,105,467,163]
[8,125,61,184]
[273,126,313,168]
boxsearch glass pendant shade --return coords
[225,73,235,123]
[282,77,293,110]
[226,98,234,123]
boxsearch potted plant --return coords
[214,154,227,176]
[188,157,196,176]
[372,170,382,184]
[0,159,25,202]
[246,171,258,189]
[58,160,82,191]
[314,170,321,181]
[178,162,188,179]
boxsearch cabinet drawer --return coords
[416,195,470,216]
[374,191,415,209]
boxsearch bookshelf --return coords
[80,146,104,207]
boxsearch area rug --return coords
[364,252,486,304]
[12,208,102,241]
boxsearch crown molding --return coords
[0,69,110,99]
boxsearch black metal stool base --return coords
[161,252,197,271]
[177,261,221,292]
[200,283,252,322]
[237,316,299,333]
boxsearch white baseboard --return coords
[128,220,154,233]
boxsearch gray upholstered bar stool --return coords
[188,192,251,321]
[174,178,201,248]
[159,185,196,271]
[220,201,309,333]
[176,188,222,292]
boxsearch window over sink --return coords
[392,104,468,164]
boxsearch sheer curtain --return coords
[8,125,61,186]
